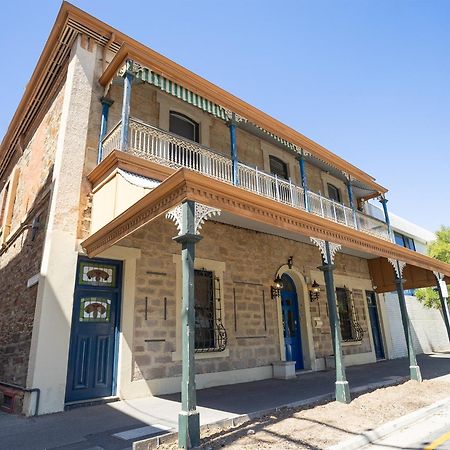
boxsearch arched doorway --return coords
[280,273,304,370]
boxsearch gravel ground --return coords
[161,378,450,449]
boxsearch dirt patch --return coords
[160,378,450,449]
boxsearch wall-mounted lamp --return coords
[271,275,284,300]
[287,256,293,269]
[309,280,321,302]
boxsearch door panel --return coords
[366,291,385,360]
[280,274,304,370]
[66,258,121,403]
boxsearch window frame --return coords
[269,155,289,180]
[394,231,416,251]
[327,183,342,203]
[169,111,200,143]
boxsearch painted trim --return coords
[119,365,273,399]
[81,160,450,280]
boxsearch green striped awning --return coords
[134,66,303,154]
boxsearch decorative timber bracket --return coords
[310,238,342,265]
[388,258,407,279]
[166,202,221,236]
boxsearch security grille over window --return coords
[194,269,227,353]
[336,287,364,342]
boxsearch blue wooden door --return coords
[366,291,385,360]
[280,274,304,370]
[66,258,121,403]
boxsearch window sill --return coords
[171,348,230,361]
[342,340,362,346]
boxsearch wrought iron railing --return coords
[101,118,390,241]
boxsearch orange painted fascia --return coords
[1,1,387,196]
[82,163,450,280]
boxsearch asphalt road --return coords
[362,402,450,450]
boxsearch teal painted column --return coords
[393,261,422,382]
[97,97,113,163]
[228,113,239,185]
[379,196,394,241]
[319,241,351,403]
[174,201,202,449]
[346,178,358,229]
[119,60,134,151]
[297,151,309,211]
[434,273,450,342]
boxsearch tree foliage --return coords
[415,226,450,309]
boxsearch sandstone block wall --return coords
[120,217,372,382]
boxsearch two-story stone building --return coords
[1,3,449,446]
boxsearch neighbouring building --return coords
[363,204,450,359]
[0,4,449,445]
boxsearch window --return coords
[0,182,10,228]
[336,287,353,341]
[194,269,227,352]
[394,232,416,251]
[169,111,199,143]
[327,183,341,203]
[0,168,20,244]
[336,287,363,342]
[269,155,288,180]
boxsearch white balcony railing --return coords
[101,118,390,241]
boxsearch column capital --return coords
[310,238,341,265]
[166,202,221,236]
[388,258,406,279]
[378,194,388,204]
[100,96,114,107]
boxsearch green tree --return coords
[415,226,450,309]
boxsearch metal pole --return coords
[379,196,394,242]
[174,201,202,448]
[119,60,134,151]
[297,152,309,211]
[435,275,450,342]
[319,241,351,403]
[228,114,239,186]
[97,97,113,163]
[346,178,358,229]
[394,262,422,382]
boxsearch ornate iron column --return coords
[433,271,450,342]
[297,151,310,211]
[346,177,358,229]
[388,259,422,382]
[119,60,134,151]
[311,238,351,403]
[166,201,221,449]
[97,97,113,163]
[379,195,393,241]
[227,112,239,186]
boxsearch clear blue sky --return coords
[1,0,449,231]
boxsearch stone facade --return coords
[0,83,65,387]
[120,216,373,383]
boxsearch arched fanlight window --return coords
[169,111,200,143]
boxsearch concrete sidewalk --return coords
[0,352,449,450]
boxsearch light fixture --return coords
[309,280,321,302]
[271,275,284,300]
[287,256,293,269]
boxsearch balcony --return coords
[101,118,390,241]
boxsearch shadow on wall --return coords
[0,171,54,413]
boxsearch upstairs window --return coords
[269,155,288,180]
[394,232,416,251]
[169,111,199,143]
[327,183,341,203]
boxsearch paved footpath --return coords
[0,352,449,450]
